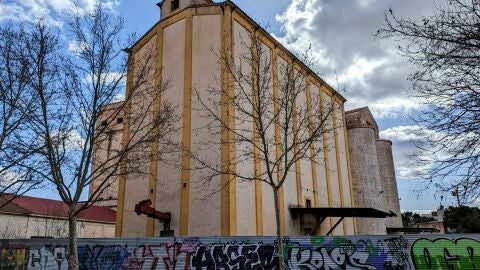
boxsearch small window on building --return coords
[101,120,107,126]
[117,117,123,124]
[171,0,179,11]
[306,199,312,208]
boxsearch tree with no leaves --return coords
[377,0,480,204]
[0,2,176,269]
[0,24,45,204]
[191,29,337,269]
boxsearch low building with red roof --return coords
[0,194,115,239]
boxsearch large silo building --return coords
[91,0,403,237]
[345,107,403,234]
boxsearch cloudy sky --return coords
[0,0,460,212]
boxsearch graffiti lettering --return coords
[28,246,68,270]
[411,238,480,270]
[78,244,130,269]
[287,244,375,270]
[0,236,479,270]
[0,248,27,270]
[191,243,277,270]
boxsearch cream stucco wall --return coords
[335,103,355,234]
[90,102,123,210]
[233,20,257,236]
[188,14,222,236]
[121,36,158,237]
[154,19,185,236]
[310,84,331,234]
[118,3,355,237]
[0,213,114,239]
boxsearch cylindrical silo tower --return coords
[346,107,386,235]
[376,139,403,228]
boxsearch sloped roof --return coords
[0,196,30,215]
[0,194,115,223]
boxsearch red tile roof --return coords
[0,194,116,223]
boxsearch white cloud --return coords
[379,125,434,179]
[378,124,477,179]
[0,169,22,189]
[0,0,120,26]
[112,92,125,102]
[334,55,386,86]
[358,0,375,7]
[272,0,436,119]
[83,72,125,87]
[67,40,89,55]
[380,125,433,143]
[50,130,85,151]
[347,96,422,119]
[273,0,331,67]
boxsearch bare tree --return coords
[191,30,337,268]
[377,0,480,204]
[8,3,176,269]
[0,24,44,204]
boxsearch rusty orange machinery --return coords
[134,199,173,236]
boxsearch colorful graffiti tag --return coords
[411,238,480,270]
[0,235,479,269]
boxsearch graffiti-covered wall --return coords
[0,234,479,269]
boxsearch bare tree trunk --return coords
[68,207,79,270]
[273,187,285,270]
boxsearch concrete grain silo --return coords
[376,139,403,228]
[345,107,386,235]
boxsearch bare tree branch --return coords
[188,28,338,268]
[377,0,480,204]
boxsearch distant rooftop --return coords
[0,194,116,223]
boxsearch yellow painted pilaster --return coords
[272,49,286,234]
[305,81,319,209]
[179,13,193,236]
[252,34,263,236]
[228,15,237,238]
[292,70,303,208]
[343,104,356,234]
[115,53,134,237]
[320,88,334,234]
[332,96,346,235]
[146,29,165,237]
[221,4,236,236]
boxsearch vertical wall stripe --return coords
[179,13,193,236]
[252,34,263,236]
[306,81,319,209]
[332,96,346,235]
[253,128,263,235]
[228,10,237,237]
[115,53,134,237]
[146,29,164,237]
[272,50,286,234]
[221,5,235,236]
[343,105,356,234]
[254,172,263,235]
[320,89,334,233]
[293,69,303,208]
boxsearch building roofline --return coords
[376,138,392,145]
[345,106,370,114]
[223,1,346,102]
[0,194,116,223]
[0,211,116,224]
[128,1,346,102]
